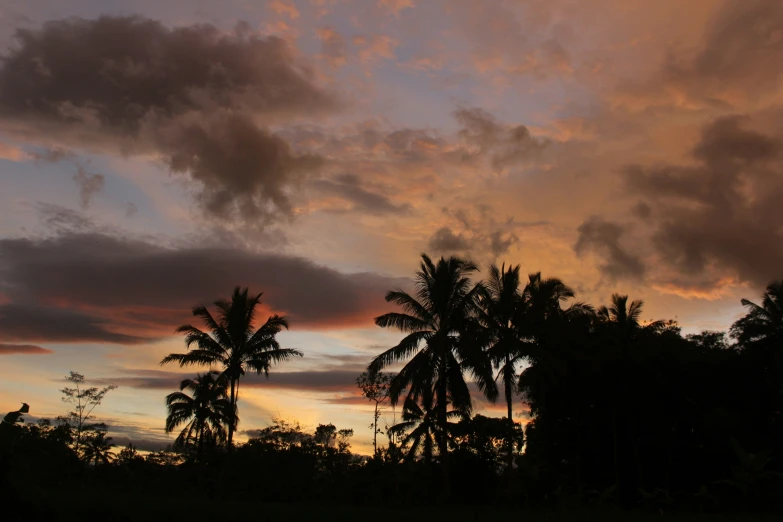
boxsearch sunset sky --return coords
[1,0,782,454]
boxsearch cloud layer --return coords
[0,15,338,225]
[0,226,407,344]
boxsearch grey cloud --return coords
[674,0,783,99]
[624,115,783,287]
[428,227,471,252]
[0,343,53,355]
[311,174,411,215]
[96,368,362,394]
[625,0,783,107]
[164,112,322,222]
[0,16,338,225]
[0,227,408,343]
[453,107,547,171]
[72,167,104,208]
[0,304,149,344]
[489,230,519,257]
[28,147,74,162]
[574,216,645,280]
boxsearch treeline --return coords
[1,254,783,517]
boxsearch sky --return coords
[1,0,782,454]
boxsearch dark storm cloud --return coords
[428,227,471,252]
[310,174,411,215]
[0,16,339,224]
[0,229,407,343]
[574,216,645,280]
[623,115,783,287]
[0,343,53,355]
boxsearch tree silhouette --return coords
[81,430,115,466]
[387,386,465,463]
[477,263,527,470]
[161,287,302,447]
[596,294,663,506]
[59,372,116,454]
[356,371,394,454]
[165,371,233,458]
[369,254,497,496]
[732,280,783,345]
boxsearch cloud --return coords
[428,226,471,252]
[316,27,346,68]
[0,15,338,226]
[453,107,547,172]
[618,0,783,109]
[269,0,300,19]
[96,368,364,403]
[0,343,53,355]
[427,204,545,260]
[623,115,783,288]
[0,141,25,161]
[447,0,573,79]
[378,0,414,16]
[310,173,411,215]
[574,216,646,281]
[488,230,519,257]
[0,304,149,344]
[72,167,105,208]
[353,34,399,63]
[0,225,409,343]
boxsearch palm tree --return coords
[597,294,661,507]
[732,281,783,345]
[388,387,465,463]
[161,287,302,447]
[165,371,233,458]
[368,254,497,495]
[81,431,115,466]
[598,294,644,330]
[524,272,591,328]
[477,263,527,470]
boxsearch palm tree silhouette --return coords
[388,386,465,463]
[477,263,527,470]
[161,287,302,447]
[369,254,496,496]
[598,294,644,330]
[165,371,233,458]
[732,280,783,345]
[597,293,661,506]
[525,272,592,327]
[81,431,115,466]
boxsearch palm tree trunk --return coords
[437,354,450,499]
[228,378,236,448]
[505,355,515,471]
[197,420,204,462]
